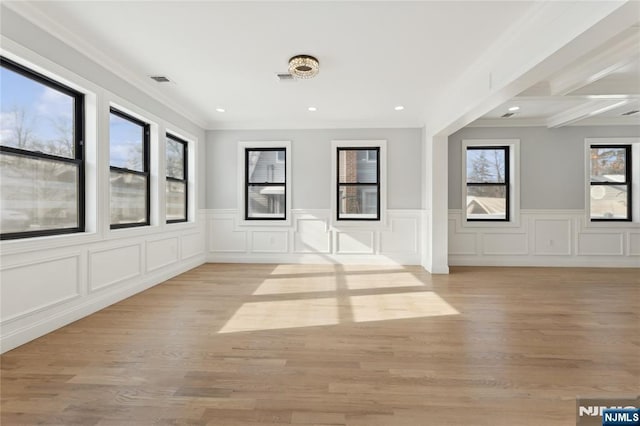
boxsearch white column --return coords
[422,130,449,274]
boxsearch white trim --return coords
[236,141,292,227]
[461,139,520,227]
[584,137,640,226]
[330,140,388,229]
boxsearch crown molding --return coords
[2,1,209,130]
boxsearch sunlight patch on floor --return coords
[252,278,336,295]
[219,291,458,333]
[350,292,459,322]
[218,298,338,333]
[345,272,425,290]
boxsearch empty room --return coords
[1,1,638,425]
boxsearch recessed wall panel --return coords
[209,218,246,252]
[1,255,80,322]
[147,238,179,272]
[294,219,330,253]
[90,244,141,292]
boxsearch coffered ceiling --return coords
[470,26,640,128]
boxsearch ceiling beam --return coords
[546,99,630,128]
[549,27,640,96]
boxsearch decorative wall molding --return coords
[0,218,207,354]
[205,209,423,265]
[448,209,640,267]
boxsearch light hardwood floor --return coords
[1,264,638,425]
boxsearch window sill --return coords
[0,230,102,256]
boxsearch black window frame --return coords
[244,147,287,221]
[166,133,188,224]
[336,146,381,221]
[590,144,632,222]
[109,107,150,229]
[465,145,510,222]
[0,56,85,241]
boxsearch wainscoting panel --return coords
[208,217,247,252]
[206,209,423,265]
[629,232,640,256]
[533,219,572,256]
[1,217,207,354]
[89,244,141,292]
[252,231,288,253]
[1,254,81,323]
[293,218,331,254]
[335,230,375,254]
[380,217,419,255]
[146,237,179,272]
[448,210,639,267]
[577,233,624,256]
[181,232,205,260]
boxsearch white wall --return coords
[205,128,424,265]
[0,5,207,353]
[448,125,640,267]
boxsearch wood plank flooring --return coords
[1,264,638,425]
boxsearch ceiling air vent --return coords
[150,76,171,83]
[501,112,515,118]
[276,73,295,82]
[621,110,639,116]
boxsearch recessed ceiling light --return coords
[508,106,520,112]
[394,105,404,111]
[215,108,225,113]
[308,106,317,112]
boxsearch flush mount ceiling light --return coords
[215,108,225,113]
[394,105,405,111]
[508,106,520,111]
[308,106,317,112]
[288,55,319,79]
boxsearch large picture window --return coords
[337,147,380,220]
[166,134,188,223]
[109,108,150,228]
[589,145,631,221]
[0,56,85,240]
[245,148,286,220]
[465,146,510,221]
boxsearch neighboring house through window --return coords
[242,143,290,221]
[462,139,520,224]
[0,56,85,240]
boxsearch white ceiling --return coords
[471,26,640,128]
[15,1,540,129]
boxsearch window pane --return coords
[110,171,147,224]
[166,138,185,179]
[110,112,144,171]
[247,185,285,218]
[590,185,628,219]
[466,185,506,220]
[339,149,378,183]
[590,147,627,183]
[466,149,506,183]
[338,185,378,219]
[247,150,285,183]
[0,65,75,158]
[1,153,78,233]
[166,180,186,221]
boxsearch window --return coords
[337,147,380,220]
[109,108,149,228]
[0,56,85,240]
[166,134,188,223]
[465,146,510,221]
[245,148,286,220]
[589,145,631,221]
